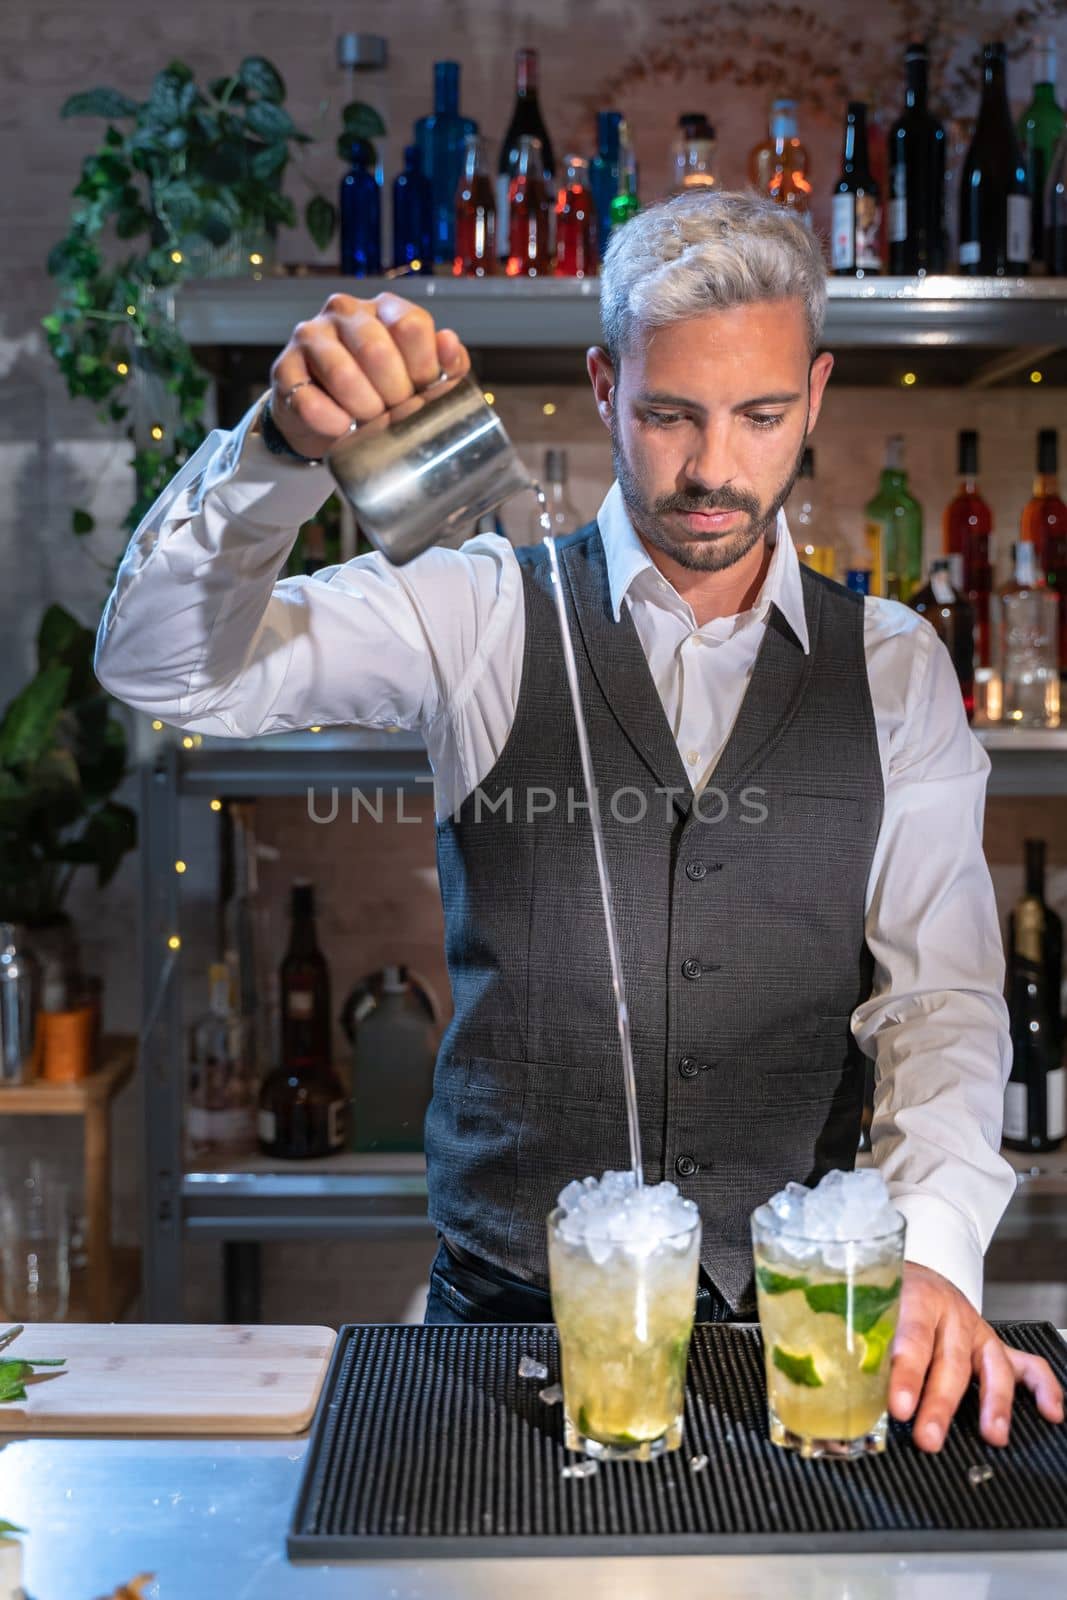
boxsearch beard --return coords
[610,412,809,573]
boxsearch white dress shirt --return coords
[95,386,1016,1311]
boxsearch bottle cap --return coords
[291,880,315,917]
[958,429,979,475]
[1038,428,1058,475]
[885,434,905,471]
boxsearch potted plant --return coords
[0,606,136,1078]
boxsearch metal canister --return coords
[0,922,41,1086]
[326,372,534,565]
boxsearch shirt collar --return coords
[595,479,810,654]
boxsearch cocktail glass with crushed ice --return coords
[752,1169,906,1460]
[547,1171,702,1462]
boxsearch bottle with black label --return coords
[1003,869,1065,1154]
[257,880,348,1159]
[959,41,1031,275]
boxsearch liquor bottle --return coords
[496,48,555,264]
[589,111,623,262]
[339,140,382,276]
[1007,839,1065,1060]
[959,41,1030,275]
[748,99,813,219]
[554,155,598,279]
[527,448,581,540]
[669,113,717,196]
[1016,36,1065,271]
[414,61,478,267]
[257,881,348,1159]
[610,119,640,229]
[1003,890,1065,1154]
[392,144,433,273]
[831,102,882,276]
[505,135,552,278]
[186,963,256,1157]
[1048,125,1067,273]
[888,43,947,275]
[341,964,438,1153]
[1023,425,1067,588]
[943,115,976,268]
[909,557,976,720]
[990,541,1060,726]
[864,436,923,600]
[942,429,994,669]
[453,133,498,277]
[787,448,835,578]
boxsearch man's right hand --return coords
[268,291,472,460]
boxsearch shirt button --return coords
[675,1155,699,1179]
[686,751,700,766]
[678,1056,699,1078]
[686,860,708,882]
[681,958,702,980]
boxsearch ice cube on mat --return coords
[517,1355,548,1380]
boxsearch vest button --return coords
[681,958,702,980]
[678,1056,699,1078]
[685,860,708,882]
[675,1154,699,1178]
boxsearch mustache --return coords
[655,492,758,515]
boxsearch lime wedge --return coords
[772,1345,824,1388]
[859,1315,895,1374]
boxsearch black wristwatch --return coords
[259,397,324,465]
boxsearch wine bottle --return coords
[959,41,1031,275]
[831,102,882,276]
[908,558,976,720]
[505,135,552,277]
[1047,124,1067,273]
[453,133,498,277]
[888,43,947,275]
[1016,35,1065,271]
[1003,890,1065,1153]
[1007,839,1065,1056]
[1021,429,1067,677]
[942,429,994,668]
[496,49,555,263]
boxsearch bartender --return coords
[95,188,1062,1454]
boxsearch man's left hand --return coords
[888,1261,1064,1452]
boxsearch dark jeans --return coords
[424,1235,738,1325]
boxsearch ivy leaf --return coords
[306,195,337,252]
[245,100,293,143]
[0,665,71,769]
[238,56,286,103]
[61,88,139,120]
[197,201,234,246]
[154,180,201,230]
[71,508,95,536]
[342,101,387,139]
[250,143,288,181]
[47,236,101,280]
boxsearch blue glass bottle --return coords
[392,144,433,273]
[340,140,382,276]
[414,61,477,265]
[589,111,624,260]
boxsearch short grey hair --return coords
[599,188,828,368]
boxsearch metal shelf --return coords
[169,273,1067,350]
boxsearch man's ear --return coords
[586,346,616,428]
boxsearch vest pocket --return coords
[461,1053,613,1103]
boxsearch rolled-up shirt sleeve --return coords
[94,387,519,741]
[853,617,1016,1311]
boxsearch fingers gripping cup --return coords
[325,372,535,566]
[752,1169,906,1460]
[547,1172,702,1462]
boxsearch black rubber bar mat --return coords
[288,1320,1067,1559]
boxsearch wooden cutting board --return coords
[0,1323,336,1435]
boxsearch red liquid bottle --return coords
[506,134,552,277]
[942,428,994,666]
[1021,427,1067,676]
[453,133,498,277]
[554,154,598,278]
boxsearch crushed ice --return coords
[752,1169,904,1268]
[967,1464,994,1487]
[689,1454,709,1473]
[561,1459,599,1479]
[556,1170,699,1261]
[539,1383,563,1405]
[518,1355,548,1380]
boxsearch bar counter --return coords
[2,1331,1066,1600]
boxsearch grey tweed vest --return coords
[425,519,885,1313]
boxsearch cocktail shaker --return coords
[326,373,534,565]
[0,922,40,1086]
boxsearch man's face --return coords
[590,300,833,573]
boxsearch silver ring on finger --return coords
[282,378,316,409]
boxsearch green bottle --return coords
[1017,36,1065,269]
[609,118,640,227]
[864,435,924,601]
